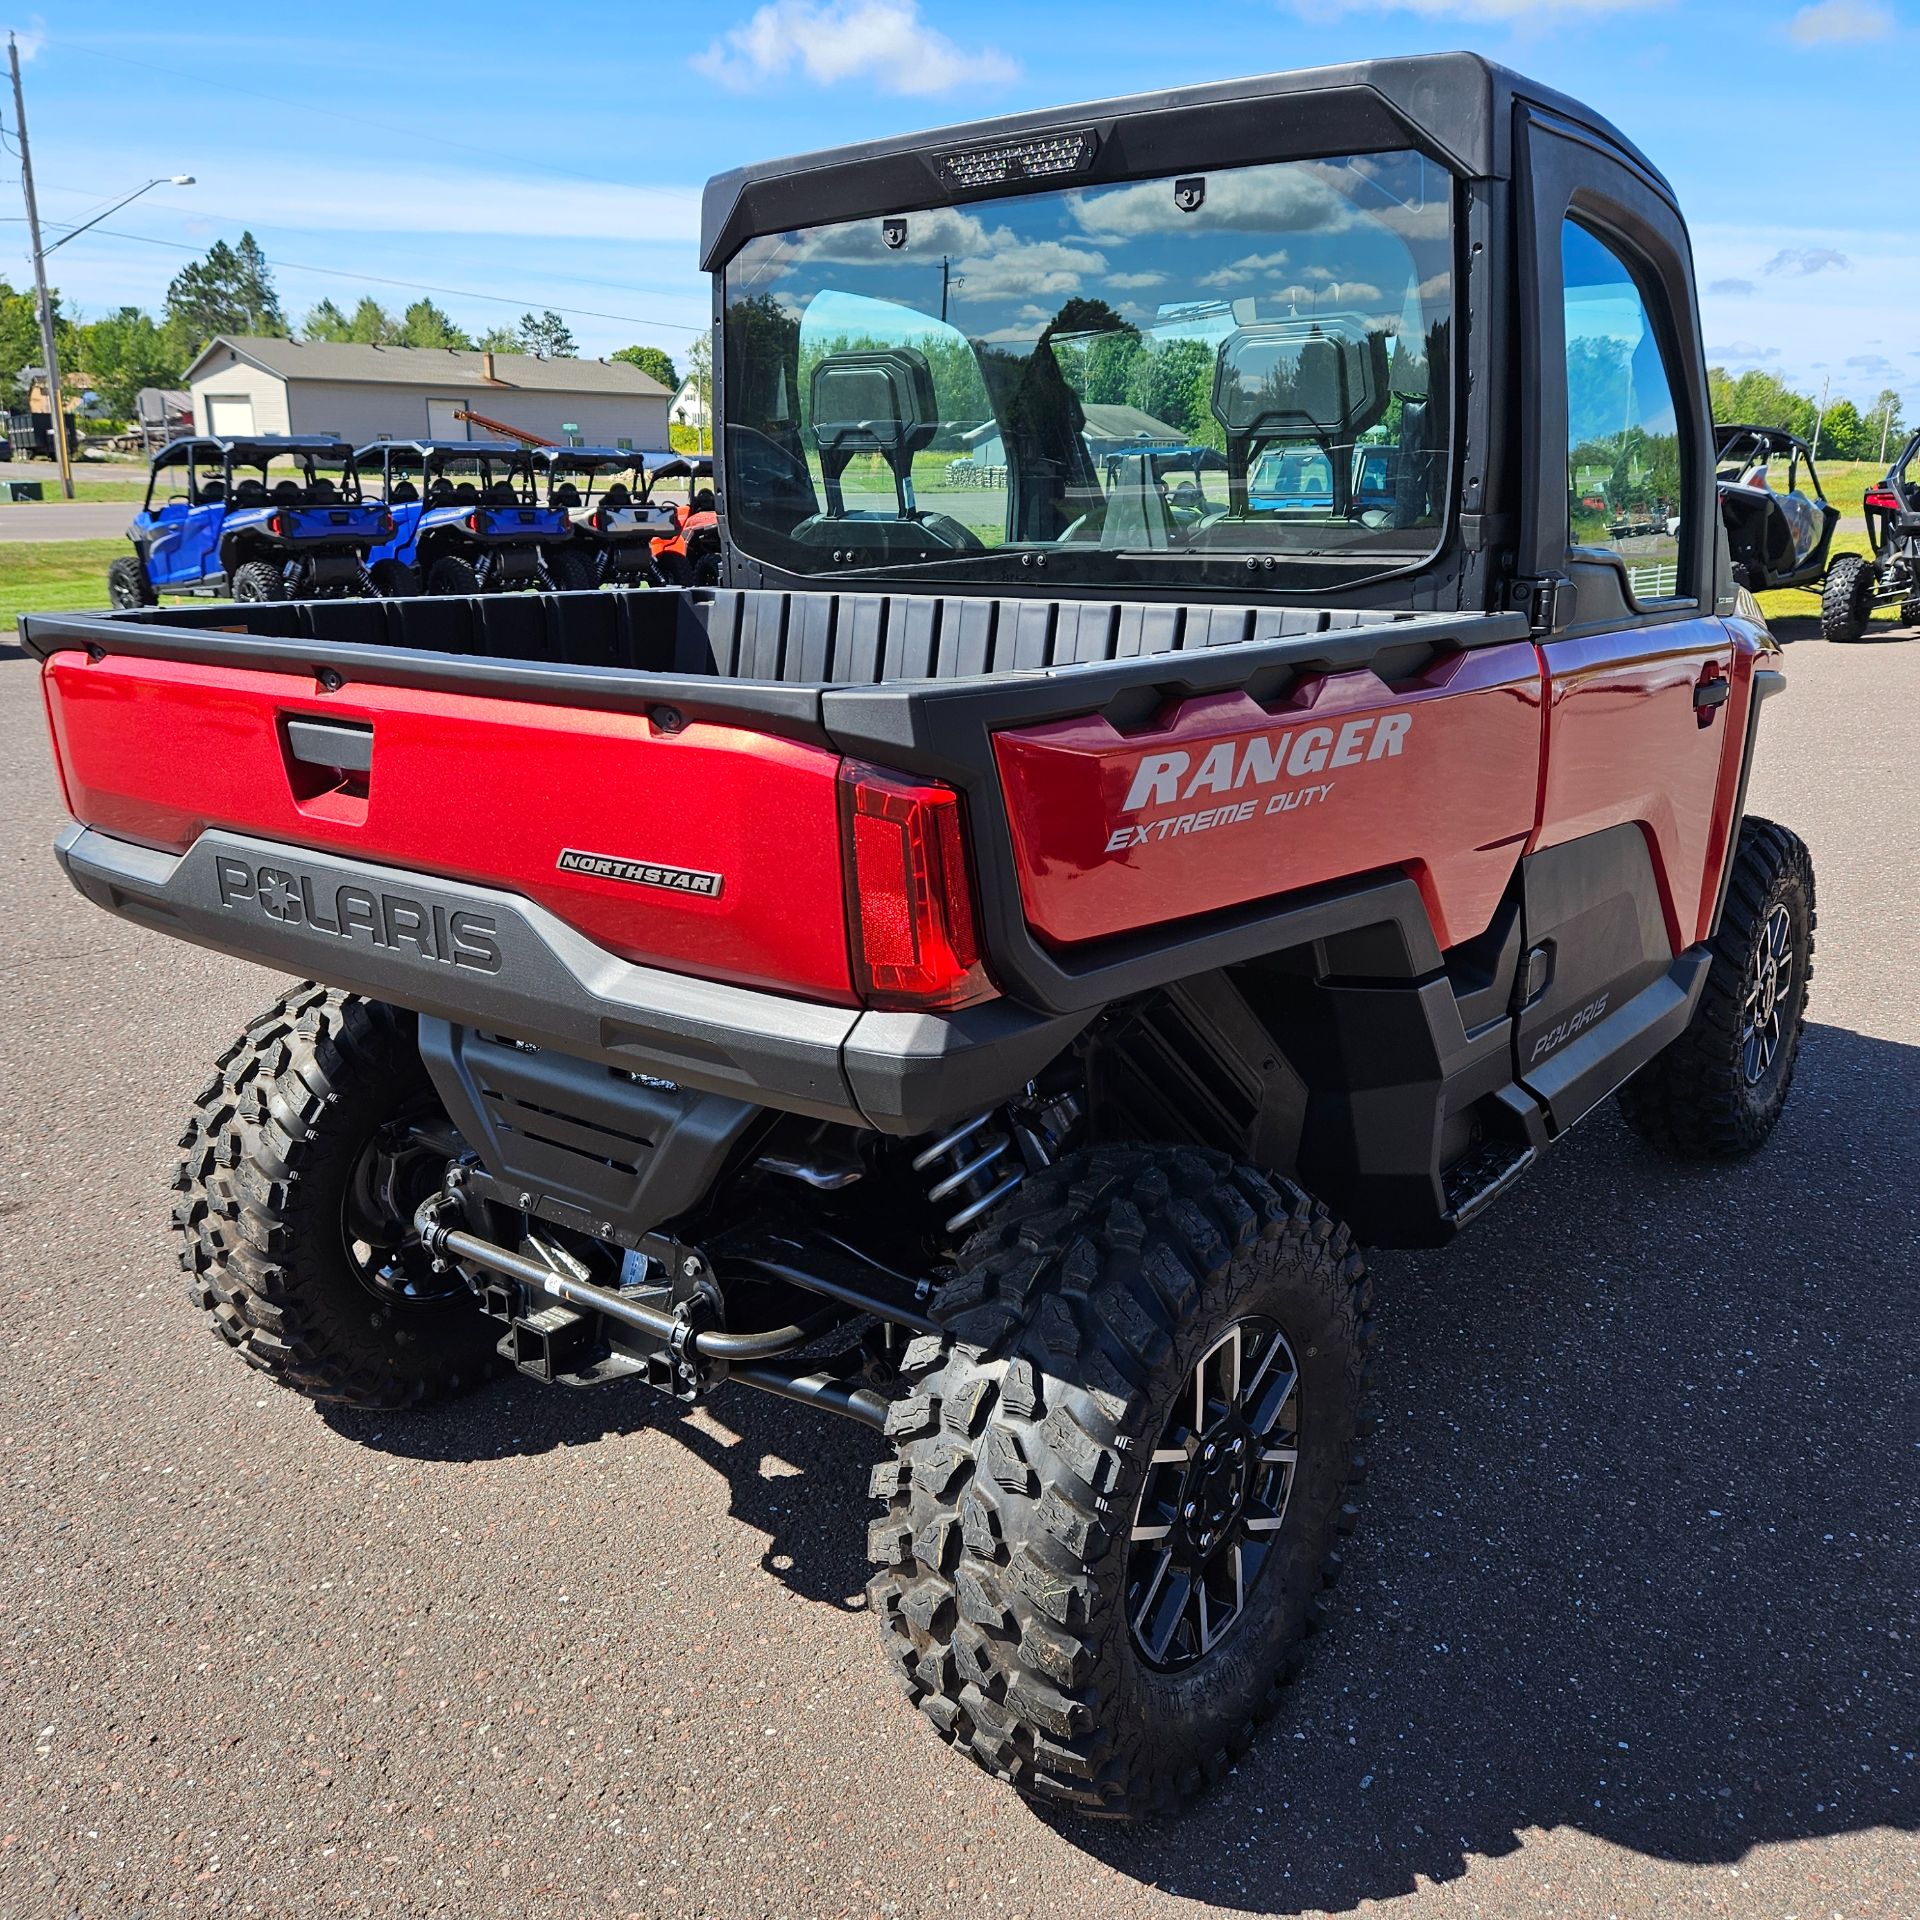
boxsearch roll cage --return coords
[355,439,540,509]
[143,435,364,514]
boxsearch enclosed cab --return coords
[356,439,577,595]
[107,435,388,606]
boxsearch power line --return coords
[4,216,706,334]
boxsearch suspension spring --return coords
[910,1112,1025,1239]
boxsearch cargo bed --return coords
[26,587,1538,1130]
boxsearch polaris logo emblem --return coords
[1529,994,1610,1062]
[214,857,501,972]
[556,847,724,898]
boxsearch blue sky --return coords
[5,0,1913,405]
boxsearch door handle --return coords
[1694,671,1730,721]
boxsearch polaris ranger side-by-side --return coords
[25,57,1813,1819]
[107,436,390,606]
[355,439,582,594]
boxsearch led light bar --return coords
[936,129,1098,192]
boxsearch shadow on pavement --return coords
[1056,1020,1918,1908]
[330,1020,1915,1910]
[323,1353,880,1613]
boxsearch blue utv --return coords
[107,435,390,607]
[355,440,583,595]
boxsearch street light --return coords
[42,175,195,255]
[8,29,194,498]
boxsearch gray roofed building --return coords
[183,336,673,449]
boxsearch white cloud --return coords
[1696,219,1920,405]
[1199,249,1294,289]
[8,16,46,60]
[1073,166,1357,240]
[1708,277,1756,297]
[694,1,1016,95]
[1764,246,1851,276]
[951,236,1107,303]
[1787,0,1894,44]
[1106,271,1167,290]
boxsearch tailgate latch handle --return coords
[284,717,373,775]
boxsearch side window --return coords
[1563,218,1685,602]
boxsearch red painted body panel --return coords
[1531,615,1741,951]
[41,651,857,1003]
[992,643,1546,951]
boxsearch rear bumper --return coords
[55,823,1087,1135]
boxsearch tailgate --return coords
[40,649,856,1002]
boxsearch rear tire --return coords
[1819,555,1873,642]
[542,547,595,592]
[107,554,155,608]
[368,557,422,597]
[174,985,502,1408]
[229,559,286,603]
[1899,597,1920,632]
[425,555,478,596]
[869,1145,1371,1818]
[1617,816,1813,1158]
[652,550,693,588]
[692,549,723,588]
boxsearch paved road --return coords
[0,619,1914,1918]
[0,500,134,543]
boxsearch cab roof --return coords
[531,445,674,471]
[156,434,355,465]
[354,438,529,462]
[702,51,1668,268]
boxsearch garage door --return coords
[204,394,256,436]
[425,397,471,438]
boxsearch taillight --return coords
[838,761,992,1009]
[467,511,483,532]
[1865,488,1899,512]
[268,513,283,536]
[382,512,396,536]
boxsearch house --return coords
[183,338,672,448]
[669,374,708,435]
[960,402,1188,470]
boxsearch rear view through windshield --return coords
[721,150,1453,592]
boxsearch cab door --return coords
[1512,109,1743,1128]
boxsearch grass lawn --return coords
[3,540,122,634]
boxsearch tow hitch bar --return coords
[410,1194,890,1429]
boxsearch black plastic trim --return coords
[52,823,1086,1136]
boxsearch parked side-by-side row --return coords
[105,434,720,608]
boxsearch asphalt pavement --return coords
[0,615,1914,1919]
[0,500,135,543]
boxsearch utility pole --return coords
[9,31,74,499]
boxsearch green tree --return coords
[612,344,678,390]
[344,297,397,344]
[302,298,353,341]
[1,277,76,405]
[1870,388,1905,462]
[77,306,180,418]
[163,232,284,351]
[476,324,522,354]
[1815,397,1867,459]
[518,310,577,358]
[398,299,470,350]
[1130,337,1213,436]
